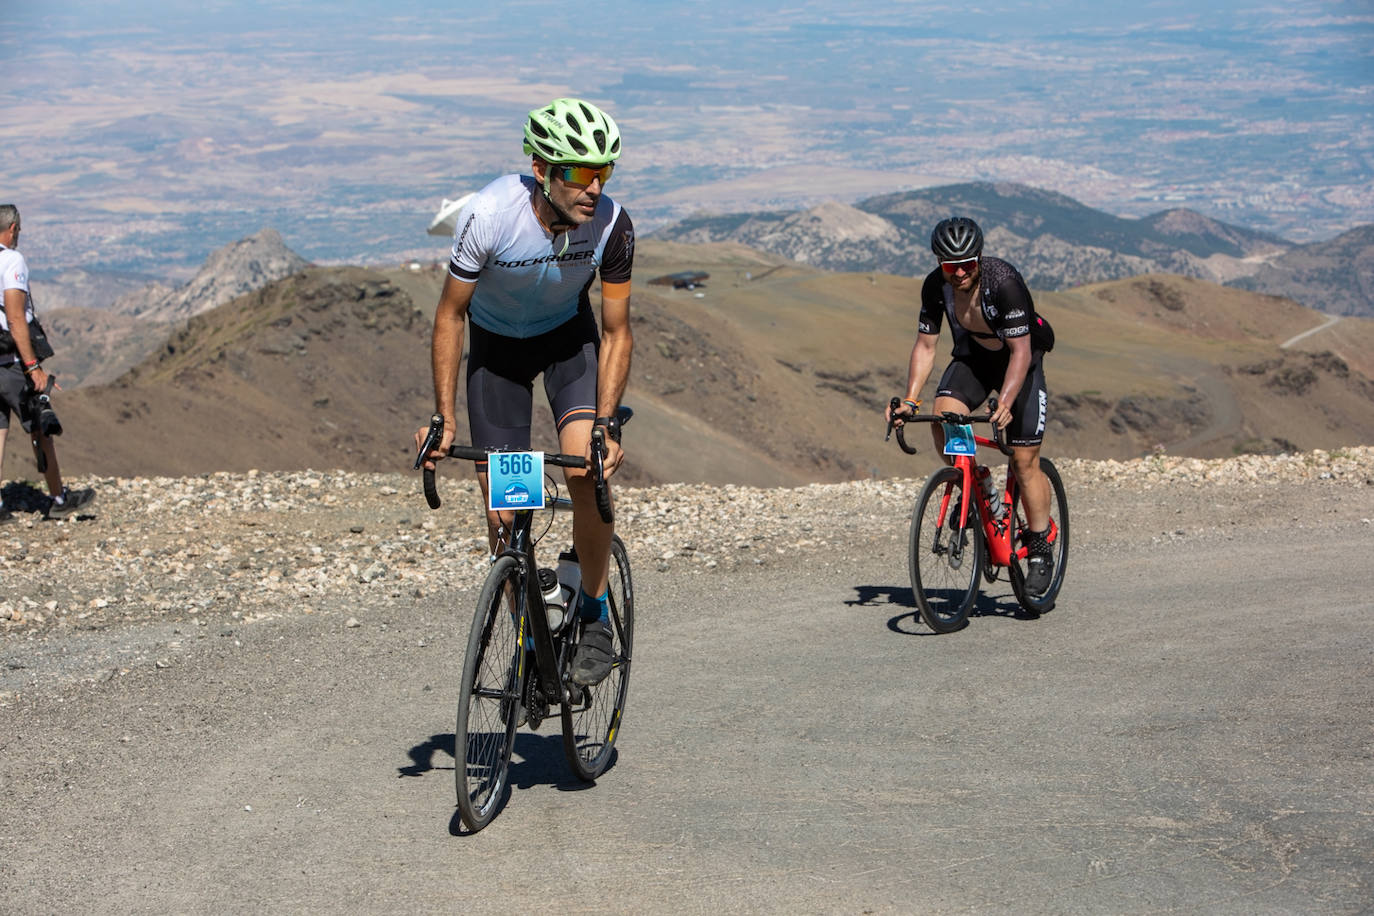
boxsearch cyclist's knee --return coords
[1011,448,1041,478]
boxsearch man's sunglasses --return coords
[555,163,614,187]
[940,257,979,274]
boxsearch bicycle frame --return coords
[936,438,1021,568]
[419,407,631,705]
[888,400,1058,569]
[495,498,574,704]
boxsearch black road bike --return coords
[417,408,634,832]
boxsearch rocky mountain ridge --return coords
[38,228,313,387]
[111,228,311,323]
[36,241,1374,485]
[650,181,1372,317]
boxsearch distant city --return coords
[7,0,1372,280]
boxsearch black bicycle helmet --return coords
[930,217,984,260]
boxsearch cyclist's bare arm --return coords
[889,331,940,424]
[417,274,476,469]
[595,280,633,477]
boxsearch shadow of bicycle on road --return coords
[399,730,617,836]
[845,583,1035,635]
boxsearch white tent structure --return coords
[427,193,475,238]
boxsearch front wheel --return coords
[1009,458,1069,614]
[455,556,525,832]
[909,466,984,633]
[561,535,634,780]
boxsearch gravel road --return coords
[2,448,1372,913]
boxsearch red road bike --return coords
[887,398,1068,632]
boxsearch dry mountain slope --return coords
[57,267,432,479]
[625,242,1374,467]
[42,241,1374,484]
[37,228,315,389]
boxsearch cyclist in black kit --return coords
[887,216,1056,593]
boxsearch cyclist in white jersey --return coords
[417,99,634,687]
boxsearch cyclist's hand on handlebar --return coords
[413,419,454,471]
[988,398,1012,431]
[885,397,920,426]
[593,435,625,479]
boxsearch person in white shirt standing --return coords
[0,204,95,520]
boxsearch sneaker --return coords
[47,487,95,519]
[570,618,614,687]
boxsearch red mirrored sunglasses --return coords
[940,257,979,275]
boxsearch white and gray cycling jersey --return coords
[447,174,635,339]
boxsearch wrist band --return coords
[902,398,920,408]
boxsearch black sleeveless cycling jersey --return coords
[917,256,1040,358]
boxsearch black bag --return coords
[0,315,55,361]
[1031,314,1055,353]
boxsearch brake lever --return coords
[416,414,444,510]
[885,397,902,441]
[590,426,613,523]
[415,413,444,471]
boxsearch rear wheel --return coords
[561,535,634,780]
[1009,458,1069,613]
[455,556,525,832]
[909,466,983,633]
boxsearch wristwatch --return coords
[594,415,621,443]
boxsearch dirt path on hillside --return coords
[1154,353,1245,455]
[2,468,1372,914]
[1282,313,1343,348]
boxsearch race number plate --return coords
[488,451,545,511]
[941,423,977,457]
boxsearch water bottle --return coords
[556,549,581,627]
[538,568,565,631]
[976,466,1005,520]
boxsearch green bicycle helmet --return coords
[522,98,622,165]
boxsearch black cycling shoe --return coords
[570,619,614,687]
[1022,526,1054,594]
[1024,554,1054,594]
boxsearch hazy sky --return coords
[4,0,1371,271]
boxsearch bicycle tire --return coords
[455,555,525,832]
[909,466,983,633]
[1008,458,1069,614]
[561,534,634,781]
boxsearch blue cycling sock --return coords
[578,587,610,624]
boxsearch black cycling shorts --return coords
[466,303,599,456]
[936,345,1048,448]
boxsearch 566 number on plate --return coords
[488,451,545,511]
